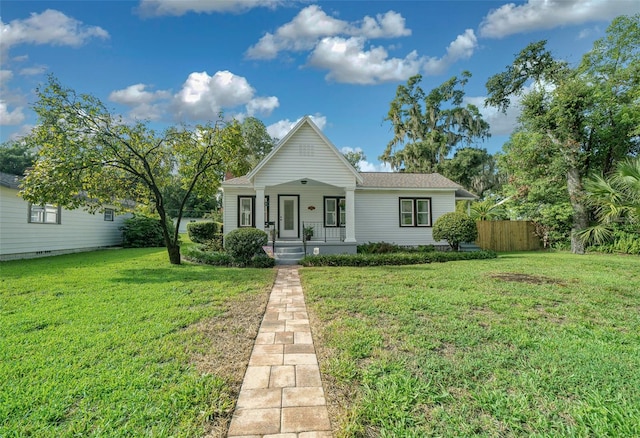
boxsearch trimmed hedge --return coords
[182,241,275,268]
[357,241,436,254]
[433,212,478,251]
[300,250,496,267]
[187,221,222,244]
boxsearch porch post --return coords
[255,186,265,231]
[345,186,356,243]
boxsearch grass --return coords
[301,251,640,437]
[0,247,276,437]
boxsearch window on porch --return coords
[324,196,345,227]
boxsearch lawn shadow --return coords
[112,267,251,284]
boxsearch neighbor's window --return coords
[399,198,431,227]
[104,208,114,221]
[29,203,61,224]
[324,197,345,227]
[238,196,254,227]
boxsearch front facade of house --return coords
[222,116,475,254]
[0,172,128,261]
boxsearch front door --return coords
[279,195,299,239]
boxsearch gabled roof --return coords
[244,115,363,184]
[0,172,21,189]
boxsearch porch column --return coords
[255,186,265,231]
[345,186,356,243]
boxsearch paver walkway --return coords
[227,267,332,438]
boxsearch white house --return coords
[221,116,475,261]
[0,172,128,261]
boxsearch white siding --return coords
[254,124,356,187]
[0,186,128,260]
[355,189,456,246]
[224,183,346,237]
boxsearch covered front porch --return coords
[252,178,357,246]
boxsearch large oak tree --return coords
[486,15,639,254]
[20,76,250,264]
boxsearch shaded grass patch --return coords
[0,248,275,437]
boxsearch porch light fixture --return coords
[301,180,308,184]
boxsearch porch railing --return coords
[302,221,345,242]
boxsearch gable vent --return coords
[299,144,314,157]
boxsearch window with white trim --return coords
[238,196,254,227]
[29,203,61,224]
[324,197,345,227]
[399,198,431,227]
[104,208,114,221]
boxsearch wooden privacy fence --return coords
[475,220,542,252]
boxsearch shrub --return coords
[181,246,233,266]
[200,233,224,252]
[225,228,268,266]
[300,250,496,267]
[187,221,222,244]
[433,212,478,251]
[358,242,437,254]
[121,214,172,248]
[249,254,276,268]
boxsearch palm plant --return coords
[579,157,640,245]
[469,197,509,221]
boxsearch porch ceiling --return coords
[268,178,342,189]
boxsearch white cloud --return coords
[0,9,109,54]
[246,5,411,60]
[9,123,35,140]
[137,0,283,17]
[465,96,521,136]
[246,96,279,117]
[577,25,601,39]
[19,65,47,76]
[267,113,327,140]
[108,71,279,122]
[0,69,13,83]
[340,146,392,172]
[109,83,171,121]
[479,0,640,38]
[424,29,477,75]
[0,101,26,126]
[308,36,422,84]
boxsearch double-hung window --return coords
[324,197,345,227]
[104,208,114,221]
[28,203,61,224]
[399,198,431,227]
[237,196,269,228]
[238,196,254,227]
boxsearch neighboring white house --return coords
[0,172,129,261]
[221,116,475,256]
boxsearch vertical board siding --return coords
[0,186,127,259]
[475,220,542,251]
[254,125,356,187]
[355,190,456,246]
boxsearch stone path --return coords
[227,267,332,438]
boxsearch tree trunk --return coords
[567,164,589,254]
[167,243,181,265]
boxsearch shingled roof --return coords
[0,172,21,189]
[358,172,461,189]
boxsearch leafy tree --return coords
[486,15,639,254]
[433,212,478,251]
[343,149,366,171]
[20,76,249,264]
[241,116,275,167]
[381,72,490,172]
[438,147,502,196]
[0,141,35,175]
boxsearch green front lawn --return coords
[0,248,275,437]
[301,252,640,436]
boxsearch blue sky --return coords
[1,1,638,171]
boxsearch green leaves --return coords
[20,76,249,264]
